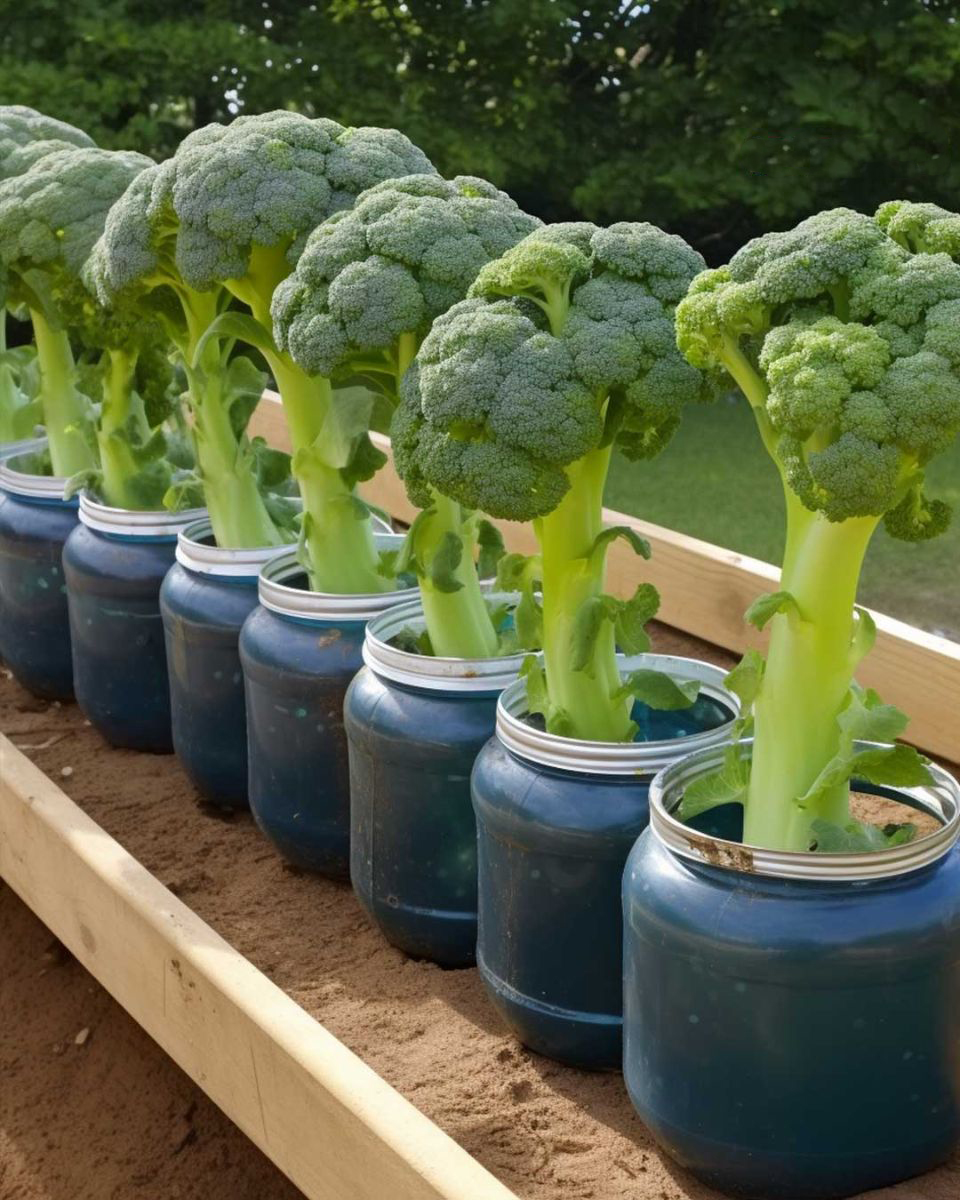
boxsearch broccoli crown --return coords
[272,173,540,377]
[676,207,960,535]
[110,111,437,295]
[0,147,152,311]
[0,106,94,178]
[395,222,713,520]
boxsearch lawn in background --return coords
[604,396,960,641]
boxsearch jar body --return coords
[240,606,365,879]
[63,525,178,751]
[160,563,259,808]
[472,737,649,1068]
[0,489,76,699]
[346,667,500,967]
[622,819,960,1198]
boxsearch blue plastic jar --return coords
[241,542,417,880]
[624,744,960,1199]
[160,519,296,809]
[0,446,77,699]
[345,596,524,967]
[471,654,737,1069]
[62,494,205,752]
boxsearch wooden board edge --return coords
[249,393,960,762]
[0,734,518,1200]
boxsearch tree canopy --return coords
[1,0,957,262]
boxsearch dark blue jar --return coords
[241,543,417,881]
[63,494,205,752]
[345,596,523,967]
[0,446,77,699]
[160,519,296,809]
[471,654,736,1069]
[624,743,960,1200]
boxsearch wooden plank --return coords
[251,392,960,762]
[0,734,518,1200]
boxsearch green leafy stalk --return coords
[265,341,389,593]
[30,307,95,476]
[398,491,501,657]
[744,511,880,849]
[180,294,286,548]
[95,347,147,508]
[534,445,634,740]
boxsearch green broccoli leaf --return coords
[476,519,505,580]
[678,745,750,820]
[192,310,278,365]
[614,582,660,655]
[587,525,652,570]
[614,668,700,711]
[745,590,802,631]
[810,817,918,853]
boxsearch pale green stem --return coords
[30,309,96,477]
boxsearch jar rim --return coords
[648,738,960,881]
[175,519,298,578]
[363,593,526,692]
[79,491,206,537]
[258,540,418,622]
[0,440,67,500]
[495,655,740,777]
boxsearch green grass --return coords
[604,397,960,640]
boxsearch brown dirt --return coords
[2,623,959,1200]
[0,884,302,1200]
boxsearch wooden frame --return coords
[0,735,518,1200]
[249,393,960,763]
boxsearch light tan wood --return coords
[251,392,960,761]
[0,734,518,1200]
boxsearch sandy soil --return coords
[2,622,958,1200]
[0,883,302,1200]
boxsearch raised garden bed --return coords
[3,629,959,1200]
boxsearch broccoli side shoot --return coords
[394,222,714,738]
[0,145,150,477]
[675,207,960,853]
[273,172,540,641]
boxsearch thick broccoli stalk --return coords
[274,173,540,640]
[68,294,183,511]
[88,164,291,547]
[396,223,713,738]
[676,208,960,852]
[0,145,150,477]
[110,111,436,570]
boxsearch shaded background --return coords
[3,0,958,633]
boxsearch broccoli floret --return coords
[876,200,960,259]
[674,206,960,855]
[399,221,711,738]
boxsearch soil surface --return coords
[0,885,302,1200]
[2,622,959,1200]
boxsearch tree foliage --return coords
[1,0,957,261]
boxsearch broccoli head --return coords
[397,222,714,523]
[0,146,152,314]
[134,111,436,297]
[272,173,540,380]
[876,200,960,260]
[676,207,960,538]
